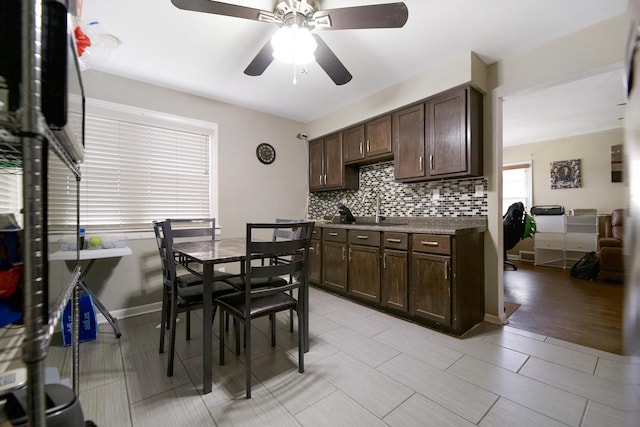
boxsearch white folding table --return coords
[49,247,133,338]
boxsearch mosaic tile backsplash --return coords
[308,161,488,219]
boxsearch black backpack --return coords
[570,251,599,280]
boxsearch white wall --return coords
[504,129,626,214]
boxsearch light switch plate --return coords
[474,184,484,197]
[432,189,440,200]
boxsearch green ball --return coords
[88,236,102,247]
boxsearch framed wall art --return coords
[550,159,581,189]
[611,144,623,183]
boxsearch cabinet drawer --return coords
[311,228,321,239]
[348,230,380,246]
[411,234,451,255]
[534,232,564,249]
[565,232,597,251]
[323,228,347,242]
[533,215,564,233]
[383,232,408,250]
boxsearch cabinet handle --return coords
[367,139,370,153]
[324,174,327,185]
[309,246,315,252]
[348,248,352,261]
[419,156,423,171]
[383,252,387,269]
[342,247,346,260]
[421,241,439,247]
[356,235,369,240]
[386,238,402,243]
[444,260,449,280]
[359,141,363,155]
[319,174,322,185]
[430,154,434,170]
[329,232,339,236]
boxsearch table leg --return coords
[202,266,213,394]
[78,258,121,338]
[79,281,121,338]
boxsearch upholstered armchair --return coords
[598,209,624,283]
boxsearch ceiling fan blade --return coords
[244,40,275,76]
[313,34,352,85]
[313,2,408,30]
[171,0,276,23]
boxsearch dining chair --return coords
[155,218,236,377]
[223,218,304,343]
[215,221,314,398]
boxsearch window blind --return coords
[503,162,532,214]
[0,168,22,226]
[49,104,212,233]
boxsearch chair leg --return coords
[219,308,226,365]
[245,317,252,399]
[270,313,276,347]
[186,311,191,341]
[159,286,168,354]
[298,308,304,374]
[234,318,241,356]
[167,297,178,377]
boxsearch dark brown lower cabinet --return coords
[309,239,322,284]
[348,244,381,303]
[315,226,484,335]
[411,252,450,324]
[382,249,408,312]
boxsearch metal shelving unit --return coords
[0,1,85,425]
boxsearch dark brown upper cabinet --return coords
[309,133,358,192]
[343,114,393,165]
[394,86,483,182]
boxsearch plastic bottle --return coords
[79,228,85,250]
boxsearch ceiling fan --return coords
[170,0,409,85]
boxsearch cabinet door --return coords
[323,132,344,189]
[308,139,324,190]
[393,103,425,180]
[411,253,451,325]
[343,125,365,163]
[426,88,467,177]
[309,239,322,284]
[322,241,347,292]
[382,249,408,312]
[348,245,381,303]
[366,114,392,158]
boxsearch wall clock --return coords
[256,143,276,164]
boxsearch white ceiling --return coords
[79,0,629,143]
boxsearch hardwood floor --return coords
[503,260,625,354]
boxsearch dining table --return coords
[172,237,310,394]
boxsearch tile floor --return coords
[10,287,640,426]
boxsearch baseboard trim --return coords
[484,312,508,325]
[95,302,162,325]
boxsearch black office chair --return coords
[503,202,535,270]
[215,221,314,399]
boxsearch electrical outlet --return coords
[474,185,484,197]
[432,189,440,200]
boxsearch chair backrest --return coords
[607,209,624,240]
[244,221,314,300]
[158,218,216,286]
[273,219,304,265]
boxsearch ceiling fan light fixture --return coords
[271,24,317,65]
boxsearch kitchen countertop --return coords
[312,216,487,235]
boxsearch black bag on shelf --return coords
[570,251,599,280]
